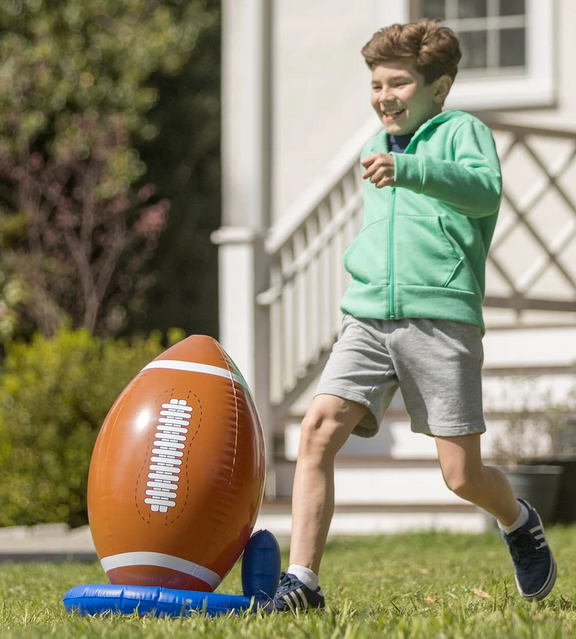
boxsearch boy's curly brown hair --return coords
[361,19,462,84]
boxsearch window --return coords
[403,0,555,110]
[412,0,527,75]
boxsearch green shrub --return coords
[0,327,183,528]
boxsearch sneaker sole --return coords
[516,554,557,602]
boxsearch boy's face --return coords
[370,60,451,135]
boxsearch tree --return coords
[135,4,221,339]
[0,0,217,340]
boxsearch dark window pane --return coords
[458,30,488,69]
[499,28,526,66]
[421,0,446,20]
[457,0,487,19]
[499,0,526,16]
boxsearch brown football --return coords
[87,335,266,592]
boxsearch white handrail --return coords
[265,118,382,254]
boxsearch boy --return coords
[273,19,556,611]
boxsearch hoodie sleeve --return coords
[392,119,502,218]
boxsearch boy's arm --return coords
[393,119,502,218]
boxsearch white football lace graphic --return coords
[144,398,193,513]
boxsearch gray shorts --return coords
[315,315,486,438]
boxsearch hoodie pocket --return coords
[343,219,389,286]
[395,215,463,288]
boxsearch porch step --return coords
[482,326,576,372]
[255,499,487,539]
[263,456,490,537]
[281,418,525,462]
[275,457,467,505]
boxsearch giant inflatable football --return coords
[87,335,266,593]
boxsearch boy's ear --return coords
[433,75,453,105]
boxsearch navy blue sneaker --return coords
[273,572,325,612]
[501,499,557,601]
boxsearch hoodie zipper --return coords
[382,112,460,320]
[389,186,396,319]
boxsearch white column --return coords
[215,0,275,496]
[221,0,272,231]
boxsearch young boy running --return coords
[274,19,556,611]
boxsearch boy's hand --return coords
[361,153,395,188]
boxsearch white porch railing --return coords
[256,117,576,426]
[255,120,379,421]
[483,119,576,315]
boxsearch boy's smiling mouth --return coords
[382,106,405,121]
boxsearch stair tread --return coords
[276,456,442,465]
[261,500,478,513]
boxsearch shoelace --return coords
[276,572,299,596]
[509,530,540,567]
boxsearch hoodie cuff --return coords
[393,152,425,193]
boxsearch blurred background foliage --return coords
[0,0,221,526]
[0,0,221,343]
[0,327,184,527]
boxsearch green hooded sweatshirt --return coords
[340,109,502,334]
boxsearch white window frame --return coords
[369,0,555,111]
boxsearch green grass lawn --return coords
[2,527,576,638]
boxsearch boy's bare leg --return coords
[436,433,557,601]
[289,394,368,575]
[435,434,520,525]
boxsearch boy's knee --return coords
[442,466,484,499]
[300,410,335,448]
[298,407,347,458]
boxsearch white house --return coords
[214,0,576,536]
